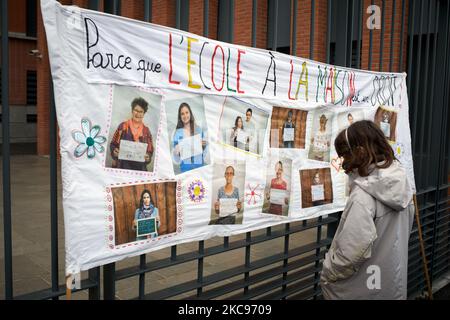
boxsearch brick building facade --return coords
[5,0,411,154]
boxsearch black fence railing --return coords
[2,0,449,300]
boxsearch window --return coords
[27,70,37,105]
[26,0,37,37]
[104,0,121,15]
[218,0,234,43]
[267,0,291,53]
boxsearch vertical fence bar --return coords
[281,223,290,298]
[389,0,396,72]
[399,0,406,72]
[310,0,315,59]
[171,245,177,260]
[430,0,450,282]
[379,0,385,71]
[138,254,146,299]
[412,0,425,149]
[244,232,251,295]
[176,0,181,29]
[291,0,297,55]
[197,241,204,297]
[425,0,440,188]
[406,0,416,99]
[204,0,209,37]
[357,0,363,68]
[326,0,332,64]
[144,0,151,22]
[49,80,59,300]
[88,267,101,299]
[348,0,355,68]
[230,0,235,43]
[417,0,435,188]
[272,0,278,51]
[368,0,374,70]
[103,263,116,300]
[313,216,323,299]
[1,0,13,301]
[252,0,257,47]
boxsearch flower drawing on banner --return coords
[187,180,206,203]
[392,142,405,160]
[245,183,263,205]
[72,118,107,159]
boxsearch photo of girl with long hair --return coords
[165,96,210,175]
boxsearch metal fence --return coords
[1,0,449,300]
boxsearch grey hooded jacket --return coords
[320,161,415,300]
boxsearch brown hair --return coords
[334,120,396,177]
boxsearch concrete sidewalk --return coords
[0,154,322,300]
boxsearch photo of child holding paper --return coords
[299,168,333,208]
[262,159,292,216]
[269,106,308,149]
[230,116,247,151]
[209,162,245,225]
[374,106,397,142]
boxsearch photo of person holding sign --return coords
[244,108,257,152]
[212,166,242,225]
[110,97,154,171]
[172,102,208,173]
[299,167,333,208]
[311,171,326,206]
[282,110,296,148]
[263,160,291,216]
[132,189,160,240]
[230,116,247,151]
[269,106,307,149]
[374,106,398,142]
[309,113,332,162]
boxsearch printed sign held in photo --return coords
[118,140,148,162]
[136,217,156,237]
[219,198,238,217]
[179,134,203,160]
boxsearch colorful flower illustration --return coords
[72,118,107,159]
[188,180,206,203]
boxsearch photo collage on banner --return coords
[40,0,413,273]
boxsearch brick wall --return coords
[35,0,410,154]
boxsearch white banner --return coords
[41,0,415,274]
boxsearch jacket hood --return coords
[350,161,414,211]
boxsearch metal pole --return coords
[310,0,315,59]
[368,0,374,70]
[291,0,297,55]
[399,0,406,72]
[273,0,278,51]
[197,240,204,297]
[49,80,59,300]
[176,0,181,29]
[326,0,332,64]
[379,0,385,71]
[204,0,209,37]
[389,0,396,72]
[1,0,13,301]
[103,263,116,300]
[144,0,151,22]
[252,0,257,47]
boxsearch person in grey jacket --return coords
[320,120,415,300]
